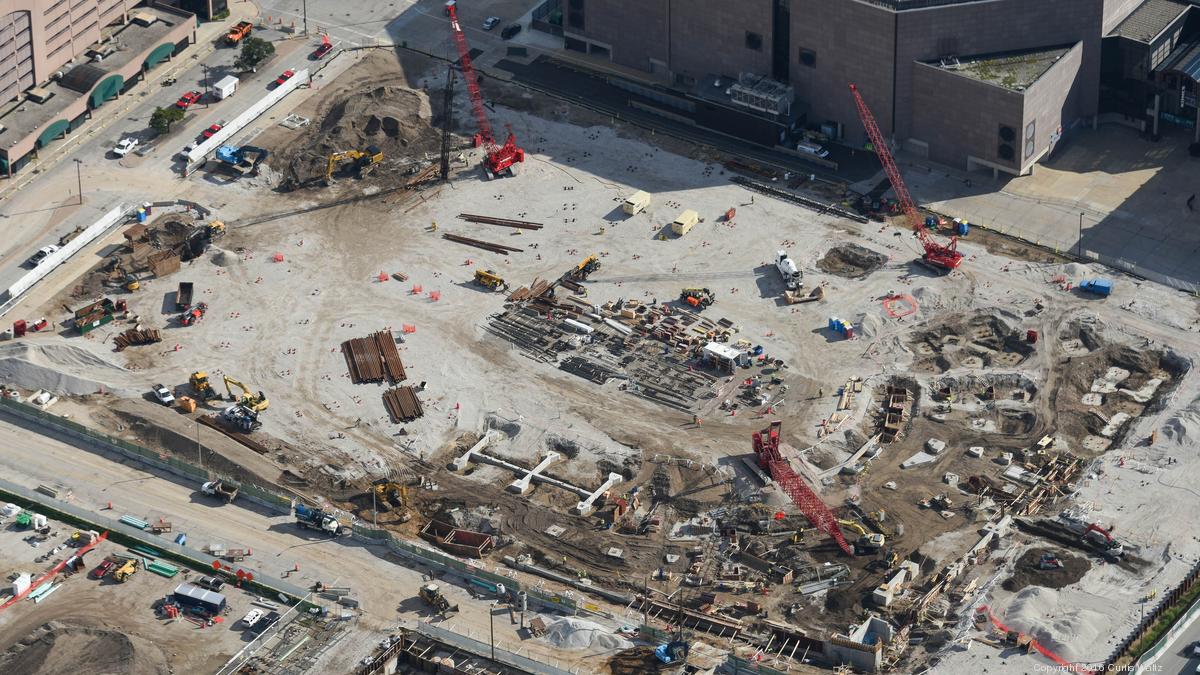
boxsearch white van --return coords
[622,190,650,215]
[797,141,830,159]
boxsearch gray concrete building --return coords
[539,0,1196,176]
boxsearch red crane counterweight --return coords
[848,83,963,271]
[448,7,524,178]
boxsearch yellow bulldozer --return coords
[371,480,412,522]
[473,269,508,291]
[223,375,269,413]
[325,146,383,184]
[113,558,139,583]
[189,371,220,401]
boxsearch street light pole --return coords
[1077,212,1084,258]
[372,487,377,527]
[196,419,202,470]
[73,159,82,205]
[302,0,308,36]
[489,601,496,661]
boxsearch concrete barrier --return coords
[183,68,310,171]
[0,202,132,317]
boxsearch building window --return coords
[798,48,816,67]
[745,31,763,51]
[1024,120,1036,159]
[564,36,586,53]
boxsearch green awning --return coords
[36,119,70,148]
[89,74,124,109]
[143,43,175,70]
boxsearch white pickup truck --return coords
[776,251,802,290]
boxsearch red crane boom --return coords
[848,83,963,271]
[447,7,524,178]
[753,422,852,555]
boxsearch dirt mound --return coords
[0,622,168,675]
[276,83,438,189]
[1002,548,1090,592]
[817,243,888,278]
[0,341,132,396]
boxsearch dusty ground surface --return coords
[0,46,1198,674]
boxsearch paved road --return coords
[1149,618,1200,674]
[0,413,609,668]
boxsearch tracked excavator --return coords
[223,375,269,413]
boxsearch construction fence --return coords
[1109,558,1200,671]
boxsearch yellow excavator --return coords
[371,479,412,522]
[223,375,269,413]
[189,371,220,401]
[325,146,383,184]
[473,269,508,291]
[838,519,885,552]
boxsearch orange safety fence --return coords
[979,605,1096,674]
[0,531,109,611]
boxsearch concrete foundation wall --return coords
[909,63,1025,172]
[894,0,1103,143]
[580,0,669,72]
[666,0,774,83]
[789,0,896,140]
[1020,41,1085,172]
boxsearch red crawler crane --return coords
[848,83,963,271]
[753,421,852,555]
[447,6,525,178]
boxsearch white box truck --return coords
[213,75,239,100]
[622,190,650,215]
[671,209,699,236]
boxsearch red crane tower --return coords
[753,421,852,555]
[447,6,525,178]
[848,83,963,271]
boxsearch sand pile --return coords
[0,622,169,675]
[817,243,889,278]
[277,84,438,189]
[1005,587,1107,662]
[540,616,633,652]
[0,342,131,396]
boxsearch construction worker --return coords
[817,387,824,398]
[431,221,437,232]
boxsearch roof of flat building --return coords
[0,6,189,151]
[1110,0,1190,44]
[925,44,1075,92]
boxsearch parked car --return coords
[202,124,223,139]
[311,42,333,60]
[25,245,59,268]
[483,16,500,30]
[195,575,225,591]
[90,559,116,579]
[241,608,264,628]
[175,91,202,109]
[501,23,522,40]
[112,137,139,157]
[273,69,295,87]
[796,141,829,158]
[151,384,175,406]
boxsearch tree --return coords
[235,37,275,72]
[150,106,185,135]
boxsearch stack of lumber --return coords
[114,328,162,351]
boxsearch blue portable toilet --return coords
[956,219,970,236]
[136,208,147,223]
[924,216,938,229]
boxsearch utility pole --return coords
[73,159,82,205]
[489,601,496,661]
[372,487,377,527]
[202,63,210,101]
[302,0,308,36]
[196,419,202,470]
